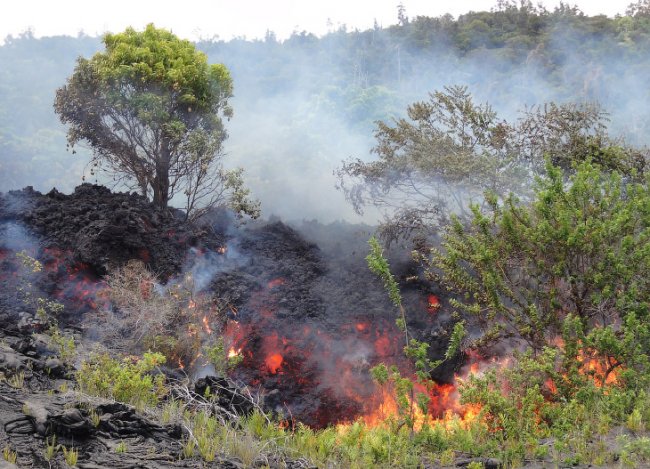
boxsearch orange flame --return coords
[202,316,212,334]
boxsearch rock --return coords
[456,457,502,468]
[0,184,223,280]
[0,348,24,372]
[51,407,94,436]
[22,400,50,435]
[194,375,255,417]
[44,357,64,377]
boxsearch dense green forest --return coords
[2,1,650,221]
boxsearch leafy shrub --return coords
[76,352,167,410]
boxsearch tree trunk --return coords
[153,144,171,209]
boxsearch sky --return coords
[0,0,636,43]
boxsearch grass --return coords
[7,371,25,389]
[62,445,78,466]
[115,441,127,453]
[43,435,57,462]
[68,343,650,468]
[2,445,17,464]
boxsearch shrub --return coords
[76,352,167,410]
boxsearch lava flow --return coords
[218,262,468,428]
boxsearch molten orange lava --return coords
[265,353,283,374]
[267,278,286,289]
[427,294,441,313]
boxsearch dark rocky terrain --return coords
[0,184,459,467]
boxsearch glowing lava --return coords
[265,353,283,374]
[427,294,441,313]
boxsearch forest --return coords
[1,1,650,468]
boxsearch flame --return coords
[202,316,212,334]
[228,347,241,359]
[578,349,620,387]
[549,336,622,388]
[360,380,483,431]
[545,378,558,394]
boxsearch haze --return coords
[1,0,634,42]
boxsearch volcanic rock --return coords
[0,184,221,279]
[194,375,255,417]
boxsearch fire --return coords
[267,277,286,289]
[374,336,392,356]
[360,379,483,431]
[549,336,622,388]
[202,315,212,334]
[427,294,441,313]
[578,349,620,387]
[228,347,241,359]
[545,378,558,394]
[355,322,368,332]
[265,353,283,374]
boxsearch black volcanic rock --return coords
[0,184,222,279]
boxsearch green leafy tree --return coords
[54,24,259,219]
[419,160,650,352]
[337,86,645,244]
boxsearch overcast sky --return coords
[1,0,635,42]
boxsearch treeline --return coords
[1,1,650,215]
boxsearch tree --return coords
[337,86,518,244]
[337,86,645,244]
[54,24,259,219]
[417,160,650,352]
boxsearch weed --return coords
[2,445,17,464]
[62,445,78,466]
[88,409,101,428]
[181,437,196,459]
[627,408,645,433]
[7,371,24,389]
[43,435,57,461]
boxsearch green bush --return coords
[76,352,167,410]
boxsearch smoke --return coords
[1,11,649,224]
